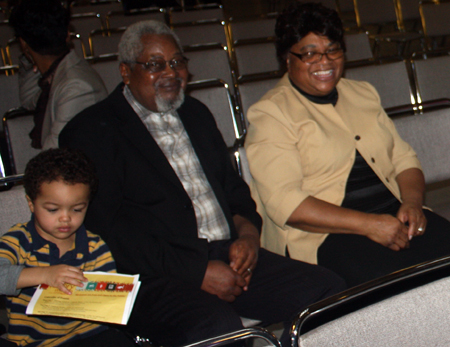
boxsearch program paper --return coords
[26,272,141,325]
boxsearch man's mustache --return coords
[155,77,183,89]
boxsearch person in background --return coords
[60,20,346,347]
[244,2,450,288]
[8,0,107,150]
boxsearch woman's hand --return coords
[364,214,410,251]
[397,200,427,239]
[395,168,426,240]
[288,196,412,251]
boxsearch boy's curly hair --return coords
[24,148,98,201]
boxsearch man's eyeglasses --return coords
[129,56,189,73]
[289,48,344,64]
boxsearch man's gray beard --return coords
[155,88,185,113]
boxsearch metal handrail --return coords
[182,327,281,347]
[0,174,24,185]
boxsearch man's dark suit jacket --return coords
[59,84,262,287]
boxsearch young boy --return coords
[0,148,135,346]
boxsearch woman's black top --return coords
[341,150,400,215]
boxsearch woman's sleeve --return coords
[245,98,310,228]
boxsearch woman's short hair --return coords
[9,0,70,56]
[118,20,183,64]
[275,2,345,66]
[24,148,98,201]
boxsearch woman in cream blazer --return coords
[245,2,450,287]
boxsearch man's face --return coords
[120,34,189,112]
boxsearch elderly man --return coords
[59,20,345,346]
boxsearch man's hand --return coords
[229,215,260,290]
[229,236,258,285]
[201,260,247,302]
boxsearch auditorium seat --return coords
[338,0,356,24]
[397,0,422,33]
[70,1,123,18]
[293,255,450,347]
[393,104,450,220]
[106,8,166,30]
[419,0,450,51]
[172,21,228,49]
[187,80,243,148]
[69,32,88,58]
[0,44,5,66]
[89,55,122,93]
[169,4,224,26]
[411,51,450,104]
[353,0,423,57]
[0,177,28,238]
[3,109,40,175]
[236,72,282,126]
[344,58,416,114]
[233,41,280,81]
[344,31,374,62]
[5,37,19,66]
[0,20,14,49]
[227,15,278,82]
[183,45,234,90]
[228,16,276,45]
[70,12,104,56]
[88,28,125,57]
[0,66,20,131]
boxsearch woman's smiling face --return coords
[287,32,345,96]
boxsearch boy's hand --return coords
[43,265,87,295]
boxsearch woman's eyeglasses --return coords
[289,48,344,64]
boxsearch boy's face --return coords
[27,180,90,252]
